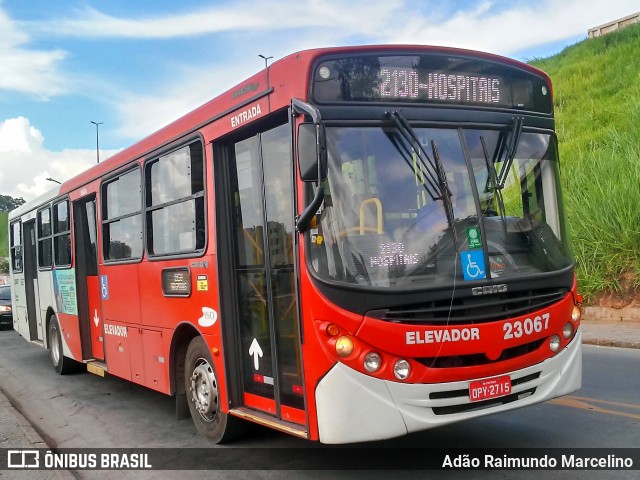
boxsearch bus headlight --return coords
[393,359,411,380]
[563,322,575,339]
[571,305,581,322]
[549,335,561,352]
[335,336,354,358]
[0,305,11,312]
[363,352,382,372]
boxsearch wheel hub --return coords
[51,326,60,365]
[189,358,218,421]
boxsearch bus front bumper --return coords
[315,329,582,444]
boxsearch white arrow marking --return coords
[248,338,263,371]
[93,309,100,327]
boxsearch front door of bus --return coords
[73,197,104,361]
[226,122,305,425]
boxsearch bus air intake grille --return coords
[368,288,566,325]
[416,339,545,368]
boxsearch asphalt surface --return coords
[0,310,638,478]
[0,385,75,479]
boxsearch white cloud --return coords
[0,8,67,98]
[0,117,118,200]
[32,0,404,39]
[110,29,357,140]
[382,0,640,55]
[113,60,264,139]
[28,0,640,54]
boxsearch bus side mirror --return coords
[298,123,327,182]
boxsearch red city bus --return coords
[8,45,582,444]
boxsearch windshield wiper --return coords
[480,135,508,241]
[478,117,524,243]
[496,116,524,188]
[387,111,458,249]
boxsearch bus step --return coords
[86,361,107,377]
[229,407,308,439]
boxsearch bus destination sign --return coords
[380,67,502,105]
[312,53,552,113]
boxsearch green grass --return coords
[0,212,8,258]
[532,23,640,300]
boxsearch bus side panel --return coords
[127,325,171,394]
[137,260,218,330]
[36,270,56,342]
[128,326,146,385]
[11,275,29,339]
[141,328,170,394]
[100,264,142,381]
[100,265,142,326]
[102,319,132,382]
[57,313,83,361]
[138,256,226,399]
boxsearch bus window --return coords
[53,200,72,267]
[145,142,205,256]
[233,135,265,267]
[10,221,22,272]
[102,168,143,261]
[37,207,53,269]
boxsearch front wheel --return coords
[48,315,81,375]
[184,336,247,443]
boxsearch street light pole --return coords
[258,55,273,109]
[258,54,273,69]
[90,121,103,163]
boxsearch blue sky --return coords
[1,0,638,200]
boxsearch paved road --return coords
[0,329,638,479]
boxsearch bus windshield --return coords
[308,126,572,288]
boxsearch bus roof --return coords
[9,186,61,220]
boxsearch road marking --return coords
[549,395,640,421]
[569,395,640,410]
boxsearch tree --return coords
[0,195,26,212]
[0,258,8,274]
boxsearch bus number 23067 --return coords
[503,313,550,340]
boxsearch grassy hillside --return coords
[0,211,8,258]
[532,23,640,300]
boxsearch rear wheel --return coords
[49,315,81,375]
[185,336,247,443]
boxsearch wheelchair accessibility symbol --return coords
[461,250,486,281]
[100,275,109,300]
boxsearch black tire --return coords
[184,336,247,443]
[48,315,81,375]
